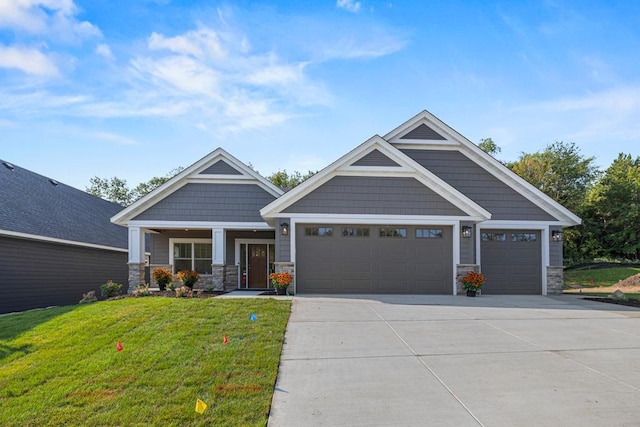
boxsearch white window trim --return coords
[169,238,213,275]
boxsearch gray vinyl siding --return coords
[276,218,291,262]
[283,176,466,216]
[401,150,557,221]
[549,226,563,266]
[225,230,275,264]
[459,222,475,264]
[400,123,446,140]
[199,160,243,175]
[133,183,276,222]
[351,150,400,167]
[0,236,128,314]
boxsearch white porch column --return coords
[212,228,224,265]
[127,226,146,292]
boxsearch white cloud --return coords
[0,45,59,76]
[89,131,137,145]
[95,43,114,61]
[337,0,362,13]
[148,28,226,60]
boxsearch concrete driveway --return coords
[268,295,640,427]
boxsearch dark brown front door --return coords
[248,244,267,288]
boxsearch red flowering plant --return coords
[269,272,293,290]
[176,270,200,290]
[152,267,173,291]
[459,271,486,292]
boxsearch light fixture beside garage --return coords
[551,230,563,242]
[280,222,289,236]
[461,225,472,239]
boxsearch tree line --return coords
[88,140,639,264]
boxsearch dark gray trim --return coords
[0,236,128,314]
[400,123,446,140]
[133,183,276,222]
[283,176,466,216]
[401,150,557,221]
[351,149,401,167]
[199,160,243,175]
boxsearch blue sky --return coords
[1,0,639,191]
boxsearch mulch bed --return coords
[584,297,640,309]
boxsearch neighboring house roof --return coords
[111,147,284,226]
[0,159,128,250]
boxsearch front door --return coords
[248,244,268,288]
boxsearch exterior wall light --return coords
[551,230,563,242]
[461,225,472,239]
[281,222,289,236]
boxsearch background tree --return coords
[87,167,184,206]
[478,137,501,156]
[507,141,599,213]
[267,169,316,190]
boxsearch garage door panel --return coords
[481,229,541,294]
[297,225,452,294]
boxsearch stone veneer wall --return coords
[128,263,146,293]
[546,266,564,295]
[223,265,239,292]
[456,264,480,295]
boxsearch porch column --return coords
[127,226,146,293]
[211,228,225,291]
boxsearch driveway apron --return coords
[268,295,640,427]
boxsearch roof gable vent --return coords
[49,179,59,186]
[3,161,15,170]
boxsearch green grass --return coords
[0,297,291,426]
[564,266,640,288]
[575,292,640,299]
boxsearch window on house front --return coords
[173,242,212,274]
[481,232,507,242]
[379,228,407,238]
[512,233,537,242]
[342,227,370,237]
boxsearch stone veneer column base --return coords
[223,265,239,292]
[456,264,480,295]
[128,262,146,293]
[546,266,564,295]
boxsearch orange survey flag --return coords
[223,334,228,344]
[116,341,123,352]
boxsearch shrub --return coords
[152,267,173,290]
[175,286,192,298]
[269,272,293,288]
[100,280,123,298]
[176,270,199,289]
[458,271,486,292]
[79,291,97,304]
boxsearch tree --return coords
[267,169,316,190]
[507,141,600,213]
[478,138,501,156]
[582,154,640,260]
[87,167,184,206]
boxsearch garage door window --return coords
[512,233,537,242]
[481,232,507,242]
[305,227,333,237]
[416,228,443,238]
[342,227,370,237]
[379,228,407,238]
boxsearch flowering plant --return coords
[269,272,293,289]
[459,271,486,292]
[176,270,199,289]
[152,267,173,290]
[175,286,193,298]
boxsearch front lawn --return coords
[564,264,640,288]
[0,297,291,426]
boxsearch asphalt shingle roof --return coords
[0,159,127,249]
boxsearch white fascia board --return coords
[477,221,553,230]
[279,214,480,225]
[126,220,273,230]
[0,229,128,253]
[112,148,283,226]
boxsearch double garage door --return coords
[480,229,541,294]
[296,224,452,294]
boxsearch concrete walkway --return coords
[268,295,640,426]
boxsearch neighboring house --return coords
[0,160,128,314]
[112,110,580,295]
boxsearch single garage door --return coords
[480,229,541,294]
[296,224,452,294]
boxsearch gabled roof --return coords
[0,159,127,249]
[385,110,581,226]
[111,147,284,225]
[260,135,492,221]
